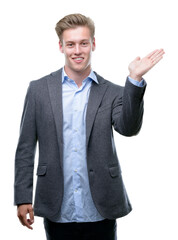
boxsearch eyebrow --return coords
[65,39,90,43]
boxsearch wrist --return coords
[129,74,142,82]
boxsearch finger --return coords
[18,216,25,226]
[17,210,25,225]
[18,213,33,230]
[27,219,34,227]
[146,49,159,58]
[28,208,34,225]
[147,48,164,59]
[151,49,165,60]
[152,55,164,65]
[150,49,165,60]
[151,50,165,64]
[23,215,33,230]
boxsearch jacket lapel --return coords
[86,73,108,147]
[47,68,63,168]
[47,69,108,165]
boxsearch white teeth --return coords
[74,58,83,60]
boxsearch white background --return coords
[0,0,178,239]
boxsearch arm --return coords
[112,78,146,136]
[14,82,37,229]
[112,49,165,136]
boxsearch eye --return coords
[66,43,73,47]
[82,42,88,46]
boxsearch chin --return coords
[72,66,86,73]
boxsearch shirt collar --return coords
[62,67,99,84]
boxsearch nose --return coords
[74,44,81,55]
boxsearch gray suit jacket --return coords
[14,68,146,221]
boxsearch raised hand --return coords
[128,49,165,82]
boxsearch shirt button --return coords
[75,189,78,192]
[74,128,78,132]
[74,148,78,152]
[74,169,77,172]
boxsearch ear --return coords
[59,40,64,53]
[92,37,96,51]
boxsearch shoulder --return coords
[27,68,62,98]
[29,68,62,88]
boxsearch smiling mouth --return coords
[72,57,84,63]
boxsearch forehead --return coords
[62,26,91,42]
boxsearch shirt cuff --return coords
[128,76,146,87]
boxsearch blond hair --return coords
[55,13,95,42]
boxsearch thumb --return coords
[134,56,141,61]
[28,207,34,224]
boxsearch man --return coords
[14,13,164,240]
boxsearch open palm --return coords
[128,49,165,81]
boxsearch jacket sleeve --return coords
[14,82,37,205]
[112,78,146,136]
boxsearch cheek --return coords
[85,48,92,57]
[63,51,72,59]
[87,50,93,60]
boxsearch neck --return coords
[64,66,91,87]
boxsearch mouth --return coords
[72,57,84,63]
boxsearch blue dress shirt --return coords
[58,68,105,222]
[58,68,145,223]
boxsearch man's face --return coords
[59,26,95,75]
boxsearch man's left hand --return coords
[128,49,165,82]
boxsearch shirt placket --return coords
[72,88,83,221]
